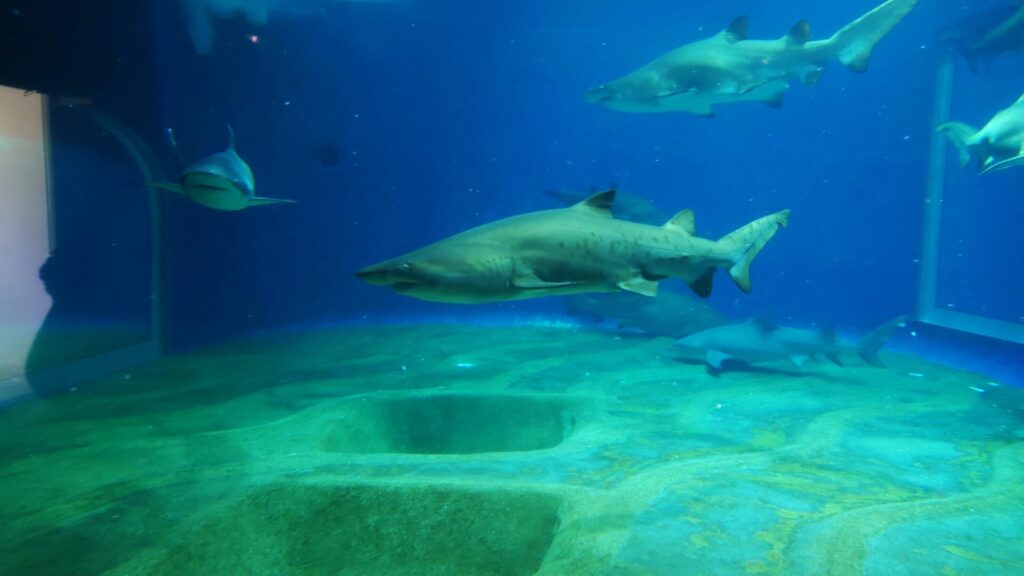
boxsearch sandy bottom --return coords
[0,324,1022,575]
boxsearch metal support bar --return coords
[916,57,1024,345]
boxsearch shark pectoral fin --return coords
[706,350,731,369]
[979,154,1024,174]
[514,272,580,290]
[618,277,658,297]
[248,197,297,206]
[825,353,844,366]
[148,181,186,195]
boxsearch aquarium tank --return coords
[1,0,1023,574]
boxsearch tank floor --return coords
[1,324,1022,575]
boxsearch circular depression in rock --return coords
[147,484,561,576]
[324,393,583,454]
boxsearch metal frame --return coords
[917,57,1024,344]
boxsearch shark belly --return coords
[656,80,792,114]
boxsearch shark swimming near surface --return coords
[149,126,296,211]
[676,316,909,372]
[356,190,790,304]
[938,93,1024,175]
[585,0,918,116]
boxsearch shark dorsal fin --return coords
[786,20,811,45]
[225,124,236,150]
[664,209,696,235]
[572,189,615,218]
[719,16,748,43]
[750,316,778,333]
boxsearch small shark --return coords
[150,126,296,211]
[566,285,728,339]
[544,188,667,225]
[676,316,909,372]
[938,93,1024,175]
[356,190,790,304]
[940,3,1024,72]
[585,0,918,116]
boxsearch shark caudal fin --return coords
[936,121,979,168]
[718,210,790,293]
[857,315,909,367]
[826,0,918,72]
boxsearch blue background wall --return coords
[144,0,1024,351]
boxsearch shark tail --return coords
[718,210,790,293]
[936,121,979,168]
[857,315,909,367]
[826,0,918,72]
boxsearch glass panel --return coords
[933,55,1024,328]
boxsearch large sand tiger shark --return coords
[938,93,1024,175]
[585,0,918,116]
[356,190,790,304]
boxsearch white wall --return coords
[0,86,52,399]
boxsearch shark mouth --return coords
[585,89,614,103]
[392,282,422,293]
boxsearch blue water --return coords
[3,0,1022,376]
[3,3,1024,573]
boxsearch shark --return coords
[356,190,790,304]
[937,93,1024,175]
[676,316,909,372]
[149,126,296,211]
[566,285,728,339]
[544,188,667,225]
[585,0,918,116]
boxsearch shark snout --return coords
[355,260,427,291]
[355,262,397,286]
